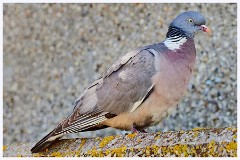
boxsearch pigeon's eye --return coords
[188,19,194,23]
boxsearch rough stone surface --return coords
[3,4,237,145]
[3,126,237,157]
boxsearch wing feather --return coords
[31,46,160,153]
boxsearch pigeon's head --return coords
[170,11,211,38]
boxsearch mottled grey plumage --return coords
[31,11,211,153]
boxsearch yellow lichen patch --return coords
[192,127,204,131]
[172,145,179,155]
[188,146,197,156]
[110,146,127,157]
[99,136,114,148]
[151,145,159,155]
[95,137,101,141]
[193,132,199,138]
[179,130,185,134]
[159,146,168,155]
[172,144,189,156]
[87,149,94,156]
[227,127,235,131]
[137,139,142,143]
[105,149,110,155]
[120,144,124,147]
[3,145,7,151]
[154,135,161,140]
[59,150,79,157]
[148,140,236,157]
[116,135,120,138]
[207,140,219,156]
[78,138,87,151]
[145,146,151,156]
[50,151,63,157]
[226,141,237,151]
[130,147,134,152]
[181,144,189,156]
[87,149,104,157]
[32,153,42,157]
[98,150,104,157]
[72,150,80,157]
[127,133,136,139]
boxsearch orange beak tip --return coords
[200,25,212,37]
[206,28,212,37]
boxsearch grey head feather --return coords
[170,11,207,39]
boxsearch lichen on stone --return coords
[127,133,136,139]
[50,151,63,157]
[3,146,7,151]
[111,146,127,157]
[99,136,114,148]
[78,138,86,151]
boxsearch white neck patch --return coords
[163,36,187,51]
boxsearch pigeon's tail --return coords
[31,109,115,153]
[31,129,63,153]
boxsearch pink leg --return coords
[131,126,139,133]
[131,124,148,133]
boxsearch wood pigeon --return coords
[31,11,211,153]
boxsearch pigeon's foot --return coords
[131,123,148,133]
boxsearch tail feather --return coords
[31,110,116,153]
[31,130,63,153]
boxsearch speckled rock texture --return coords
[3,126,237,157]
[3,4,237,145]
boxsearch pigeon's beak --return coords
[200,25,212,36]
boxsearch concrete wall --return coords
[3,126,237,157]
